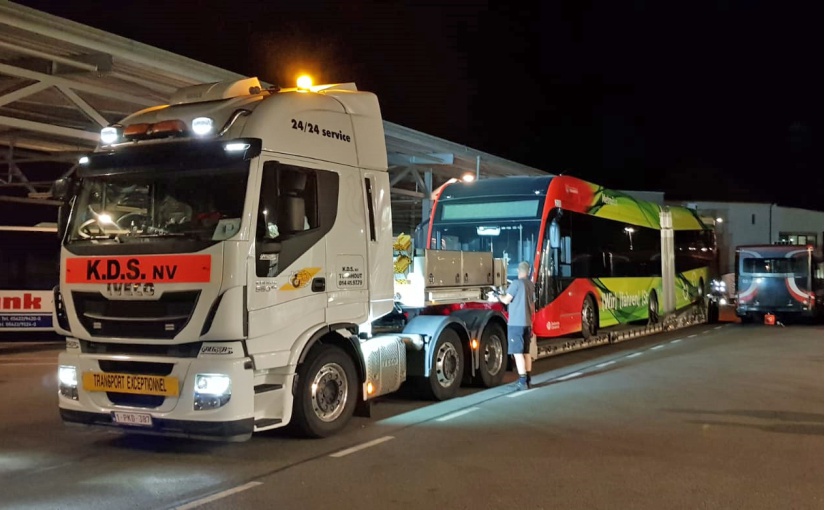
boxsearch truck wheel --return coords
[426,328,464,400]
[582,295,598,339]
[473,322,506,388]
[292,345,358,438]
[648,291,659,324]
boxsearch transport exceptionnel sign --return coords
[64,255,212,284]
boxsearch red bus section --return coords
[427,175,716,339]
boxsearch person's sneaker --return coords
[515,375,528,391]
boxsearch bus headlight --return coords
[58,365,78,400]
[194,374,231,410]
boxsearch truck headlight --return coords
[58,365,78,400]
[194,373,231,411]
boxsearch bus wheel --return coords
[648,291,659,324]
[426,328,464,401]
[582,295,598,339]
[473,322,506,388]
[292,345,358,438]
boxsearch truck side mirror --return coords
[52,177,76,240]
[52,178,72,201]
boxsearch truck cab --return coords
[54,77,406,440]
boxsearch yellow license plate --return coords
[82,371,179,397]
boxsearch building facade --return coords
[667,201,823,275]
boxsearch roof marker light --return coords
[192,117,214,136]
[224,142,250,152]
[100,127,119,144]
[297,75,313,90]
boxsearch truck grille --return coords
[72,291,200,339]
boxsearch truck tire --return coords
[292,344,358,438]
[473,322,506,388]
[425,328,464,401]
[582,295,598,340]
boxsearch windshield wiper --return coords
[77,233,123,243]
[134,231,203,240]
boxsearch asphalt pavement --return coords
[0,319,821,510]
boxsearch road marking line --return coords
[702,330,711,334]
[671,339,683,344]
[595,360,616,368]
[650,345,664,350]
[436,407,479,422]
[175,482,263,510]
[555,371,583,381]
[626,352,642,358]
[507,388,536,398]
[714,326,723,330]
[688,334,698,338]
[329,436,395,458]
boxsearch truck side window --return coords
[255,161,338,278]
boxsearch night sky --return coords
[17,0,824,210]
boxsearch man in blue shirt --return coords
[499,261,535,390]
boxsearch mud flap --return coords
[354,396,372,418]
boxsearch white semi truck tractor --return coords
[53,77,510,441]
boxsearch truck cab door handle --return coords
[311,277,326,292]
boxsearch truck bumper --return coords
[60,409,254,441]
[57,343,256,442]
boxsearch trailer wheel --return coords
[425,328,464,401]
[582,295,598,339]
[292,345,358,438]
[648,291,659,324]
[473,322,506,388]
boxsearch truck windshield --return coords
[67,163,249,244]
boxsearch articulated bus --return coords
[735,244,824,323]
[426,175,717,339]
[0,223,59,332]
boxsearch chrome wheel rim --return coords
[435,341,460,388]
[483,334,504,376]
[310,363,348,422]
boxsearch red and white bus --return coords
[426,175,718,339]
[0,223,59,332]
[735,244,824,322]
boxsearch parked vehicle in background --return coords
[735,244,823,323]
[0,223,58,333]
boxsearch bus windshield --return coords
[68,163,249,244]
[741,256,809,275]
[431,198,543,279]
